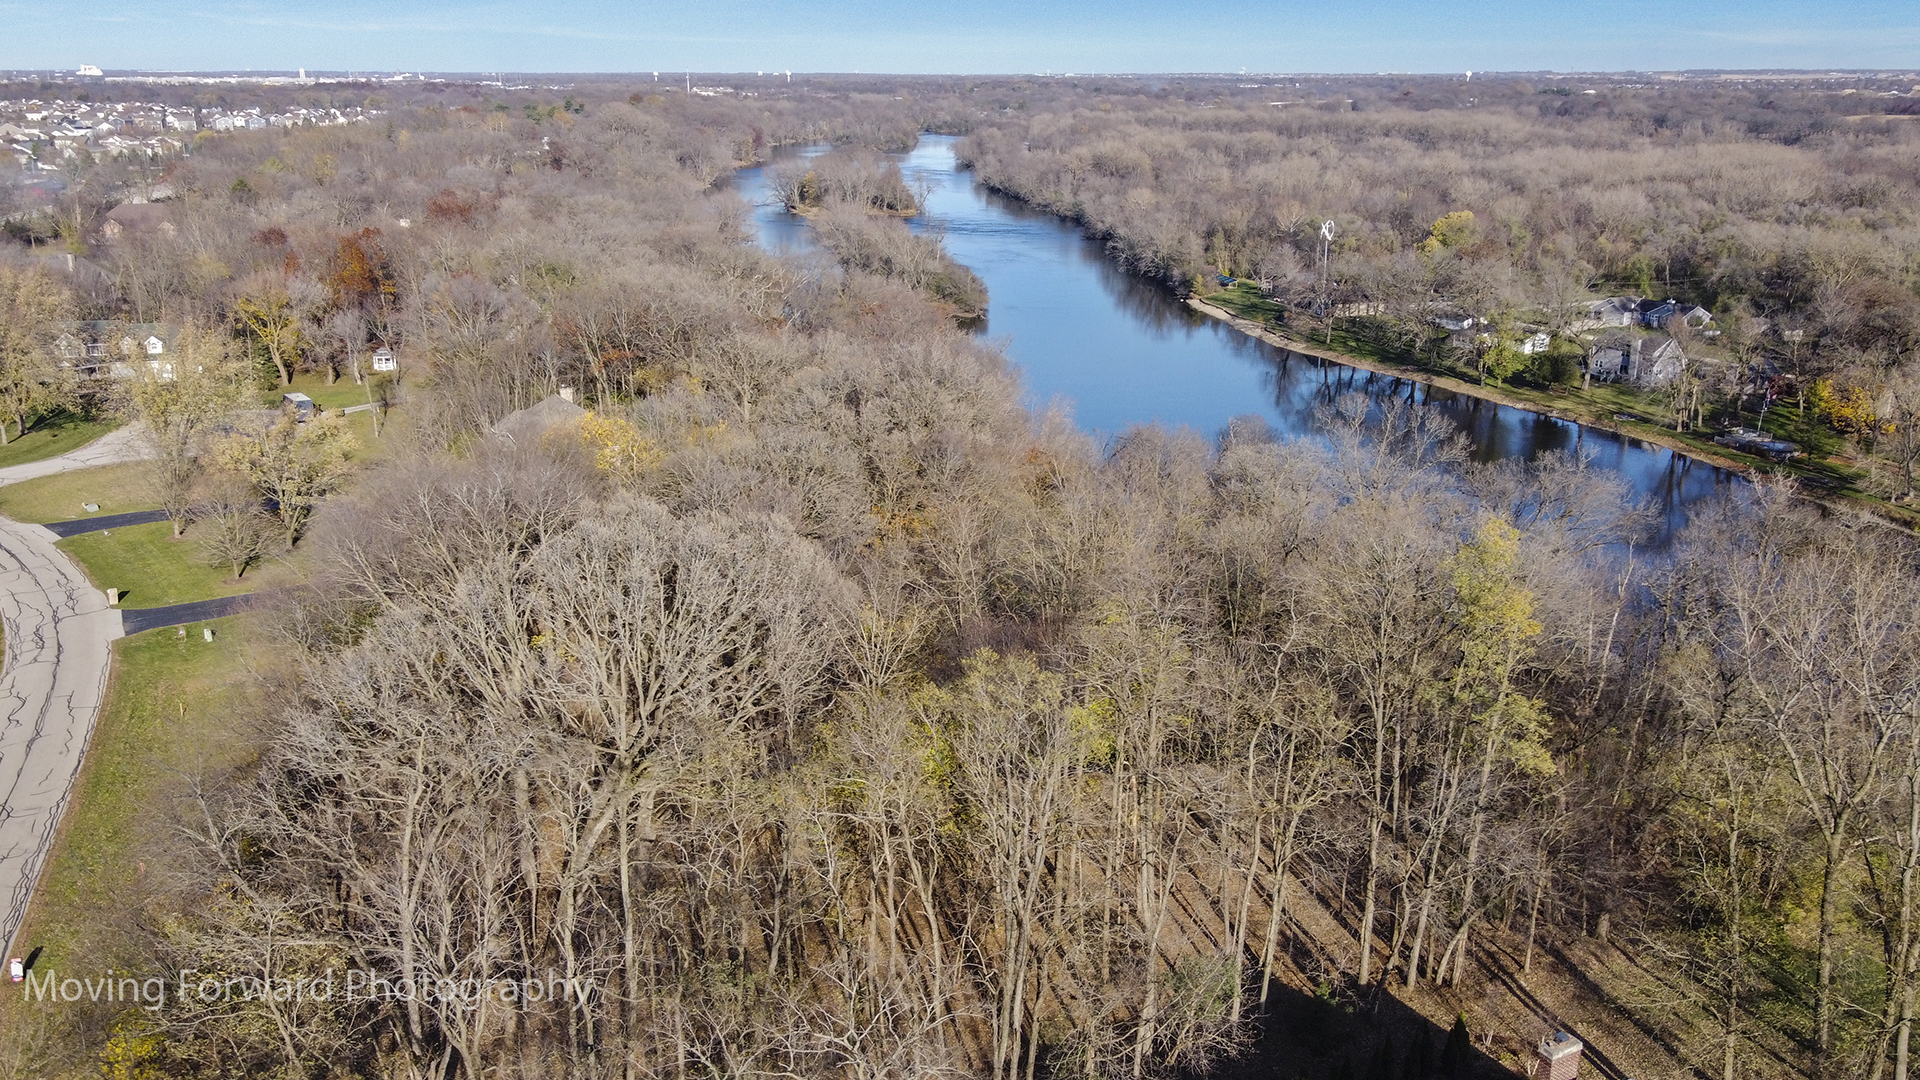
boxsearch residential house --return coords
[1638,336,1687,385]
[99,201,175,242]
[1638,298,1679,328]
[1519,331,1552,355]
[491,394,587,443]
[55,321,177,380]
[1574,296,1640,330]
[1589,332,1687,386]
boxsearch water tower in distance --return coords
[1535,1031,1584,1080]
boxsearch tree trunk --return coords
[1358,817,1382,984]
[1819,826,1846,1073]
[1523,854,1547,973]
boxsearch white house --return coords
[55,322,176,379]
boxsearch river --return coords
[734,135,1738,540]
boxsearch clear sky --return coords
[1,0,1915,75]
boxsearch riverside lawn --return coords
[20,968,599,1010]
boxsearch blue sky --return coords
[1,0,1915,74]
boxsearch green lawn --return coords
[0,617,254,1067]
[263,371,393,413]
[57,520,254,608]
[0,463,160,524]
[0,412,120,471]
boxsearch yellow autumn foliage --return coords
[569,411,665,485]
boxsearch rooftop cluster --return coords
[0,98,382,169]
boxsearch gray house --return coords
[491,394,587,443]
[1579,296,1641,330]
[1589,333,1686,386]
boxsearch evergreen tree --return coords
[1408,1030,1439,1079]
[1368,1034,1400,1080]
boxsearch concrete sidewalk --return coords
[0,427,147,957]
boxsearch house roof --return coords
[491,394,587,443]
[101,201,172,235]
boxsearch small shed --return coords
[1536,1031,1583,1080]
[282,392,315,421]
[371,347,397,372]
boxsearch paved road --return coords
[122,594,252,634]
[42,509,172,538]
[0,425,149,958]
[0,423,151,487]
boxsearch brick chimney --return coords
[1535,1031,1583,1080]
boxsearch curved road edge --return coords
[0,424,150,959]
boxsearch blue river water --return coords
[734,135,1739,539]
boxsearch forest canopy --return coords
[2,73,1919,1080]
